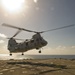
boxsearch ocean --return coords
[23,55,75,59]
[0,54,75,60]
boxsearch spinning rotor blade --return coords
[12,30,21,37]
[2,23,37,33]
[2,23,75,34]
[40,24,75,33]
[7,37,24,41]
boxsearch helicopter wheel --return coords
[22,53,24,55]
[39,50,41,53]
[10,53,12,56]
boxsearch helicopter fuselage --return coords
[8,33,48,53]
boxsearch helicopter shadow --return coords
[7,60,66,68]
[7,60,74,75]
[7,60,75,75]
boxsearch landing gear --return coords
[39,50,41,53]
[38,48,42,53]
[38,49,42,53]
[22,53,24,55]
[10,53,12,56]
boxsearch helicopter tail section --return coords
[8,38,18,52]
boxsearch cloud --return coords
[0,40,5,43]
[43,46,75,55]
[0,33,7,38]
[0,45,9,54]
[56,45,66,50]
[3,45,7,50]
[72,46,75,49]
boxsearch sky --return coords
[0,0,75,55]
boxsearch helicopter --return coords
[2,23,75,56]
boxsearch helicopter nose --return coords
[45,41,48,45]
[43,40,48,46]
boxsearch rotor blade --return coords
[2,23,21,29]
[2,23,37,33]
[40,24,75,33]
[7,37,24,41]
[12,30,21,37]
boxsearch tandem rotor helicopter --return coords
[2,23,75,56]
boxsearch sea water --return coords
[16,55,75,59]
[0,54,75,60]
